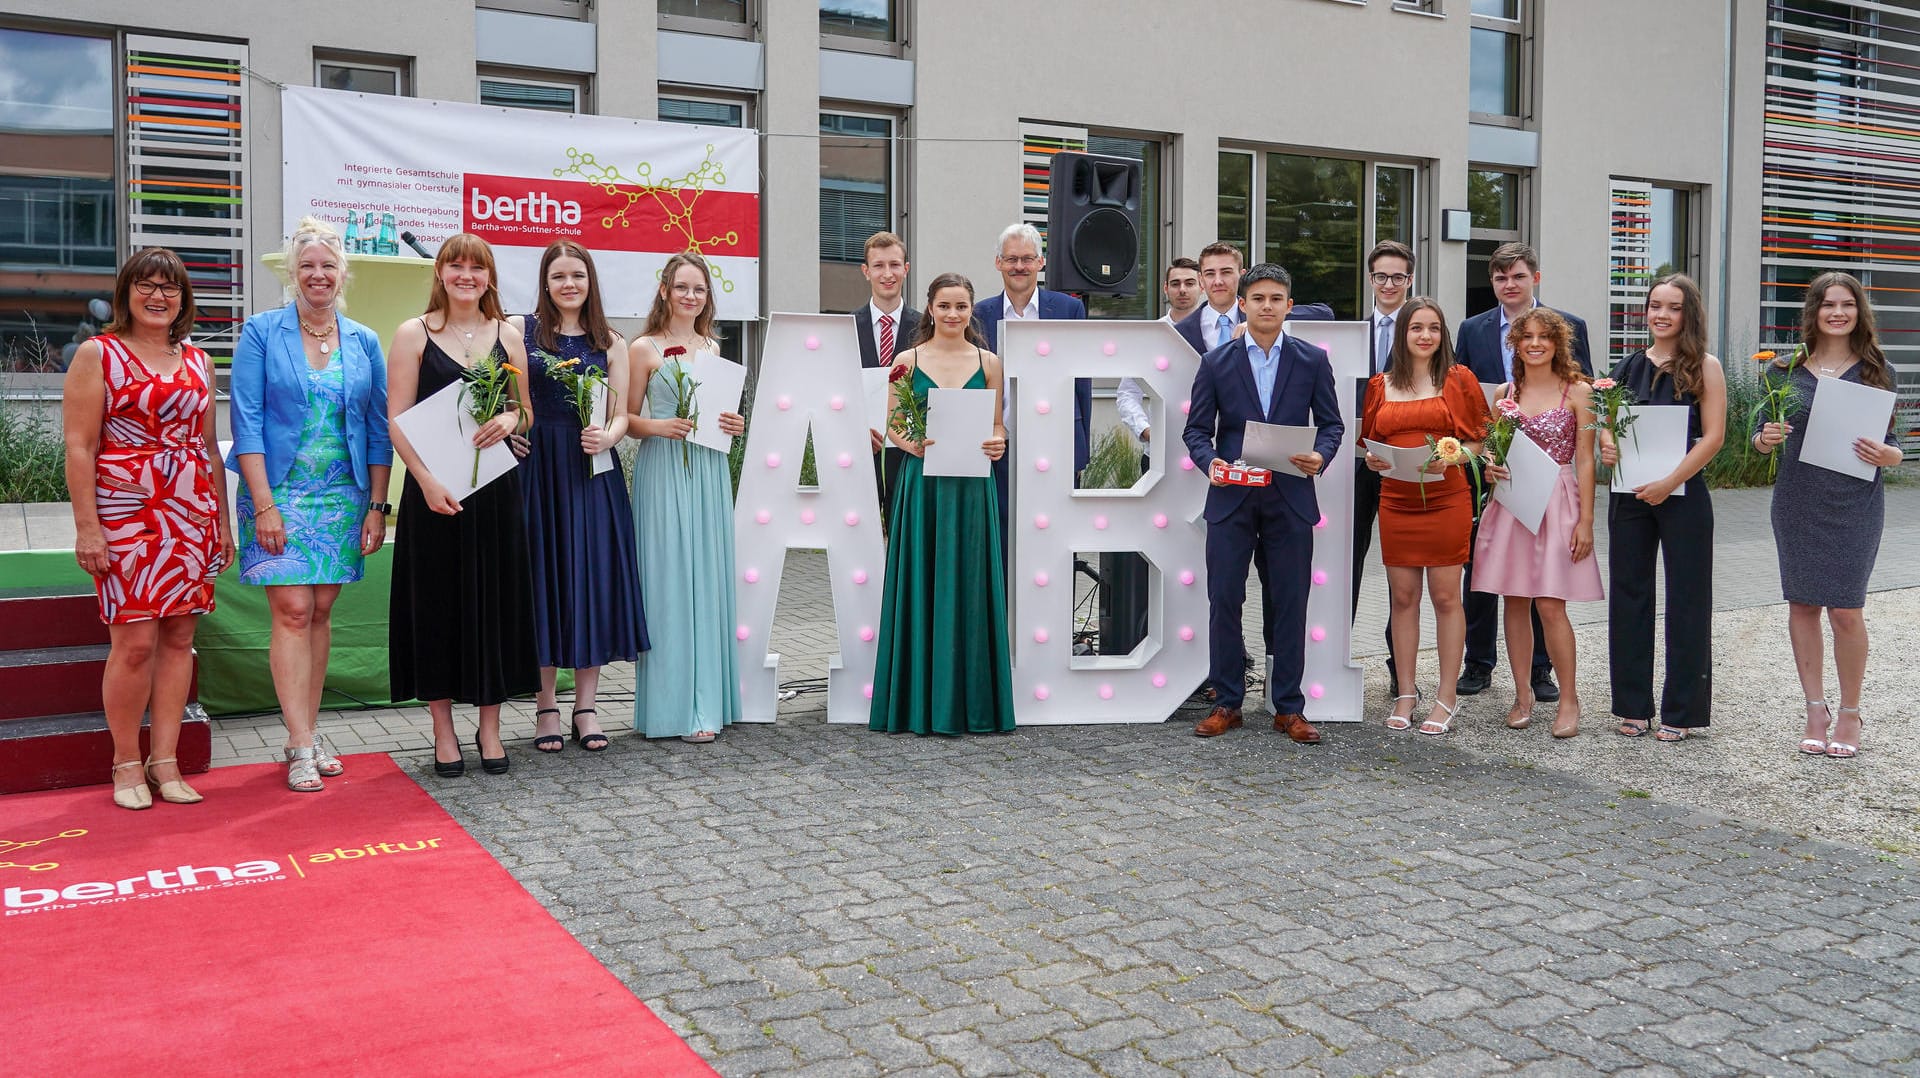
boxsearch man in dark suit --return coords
[851,231,919,530]
[1452,241,1594,702]
[1355,240,1416,693]
[1183,264,1345,744]
[974,222,1087,568]
[1174,241,1335,357]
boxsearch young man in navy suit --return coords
[1452,242,1593,702]
[851,231,919,531]
[1174,242,1335,357]
[974,223,1088,571]
[1183,264,1344,743]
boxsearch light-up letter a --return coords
[731,313,886,724]
[1000,320,1212,723]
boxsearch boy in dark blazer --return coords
[1182,264,1344,744]
[850,232,919,530]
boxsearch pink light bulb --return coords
[851,569,868,584]
[1153,513,1169,529]
[836,452,853,468]
[1034,628,1049,643]
[743,568,759,584]
[1102,341,1117,356]
[765,452,781,469]
[1312,569,1328,586]
[1178,570,1195,586]
[863,683,873,699]
[1034,513,1050,530]
[776,395,792,411]
[800,509,816,525]
[1098,684,1114,700]
[1035,400,1052,415]
[1155,356,1170,371]
[1036,341,1051,356]
[830,395,846,411]
[1181,457,1195,471]
[1178,625,1194,642]
[735,625,750,641]
[859,625,874,642]
[754,509,771,525]
[804,335,820,350]
[1035,458,1051,472]
[1181,399,1192,415]
[844,511,860,527]
[1309,683,1326,700]
[1092,515,1108,530]
[1310,626,1326,642]
[1316,513,1328,529]
[1034,571,1050,588]
[1152,672,1167,688]
[1034,685,1050,700]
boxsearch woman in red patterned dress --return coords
[62,249,236,810]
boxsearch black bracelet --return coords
[369,502,393,515]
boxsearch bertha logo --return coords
[2,836,447,916]
[470,185,583,226]
[461,172,758,257]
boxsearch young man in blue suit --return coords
[1182,264,1344,743]
[1174,242,1335,356]
[1452,242,1593,703]
[975,222,1088,571]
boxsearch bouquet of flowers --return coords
[1420,434,1474,507]
[457,351,521,486]
[1584,364,1638,479]
[661,345,699,471]
[1483,396,1523,471]
[541,352,611,480]
[1752,347,1802,481]
[888,363,930,445]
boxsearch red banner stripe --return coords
[462,173,759,257]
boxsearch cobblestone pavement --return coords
[425,714,1920,1077]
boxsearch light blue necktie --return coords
[1217,314,1232,350]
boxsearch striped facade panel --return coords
[123,34,248,363]
[1019,122,1087,247]
[1608,180,1654,370]
[1762,0,1920,452]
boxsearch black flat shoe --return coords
[1531,667,1560,702]
[532,707,565,753]
[474,732,510,775]
[572,708,610,752]
[433,756,466,778]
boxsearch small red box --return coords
[1220,461,1272,487]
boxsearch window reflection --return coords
[821,1,892,41]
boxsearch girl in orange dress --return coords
[1361,297,1491,736]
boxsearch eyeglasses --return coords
[671,283,709,298]
[1369,273,1412,287]
[1000,255,1041,267]
[133,280,184,299]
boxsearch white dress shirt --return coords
[1371,306,1399,375]
[868,299,905,364]
[1201,301,1241,351]
[1113,310,1182,441]
[1498,300,1538,382]
[999,290,1040,322]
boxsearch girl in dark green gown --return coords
[869,273,1017,735]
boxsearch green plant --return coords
[0,398,70,502]
[1704,363,1776,489]
[1082,424,1143,490]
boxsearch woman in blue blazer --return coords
[228,215,393,793]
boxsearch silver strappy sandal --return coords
[312,731,345,777]
[285,745,324,793]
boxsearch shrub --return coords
[0,398,69,502]
[1703,362,1774,489]
[1082,424,1144,490]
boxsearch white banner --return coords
[280,86,759,320]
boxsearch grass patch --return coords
[1619,788,1651,799]
[0,398,68,503]
[1082,424,1143,490]
[1703,365,1775,489]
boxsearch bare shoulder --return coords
[506,314,526,334]
[1566,380,1594,403]
[391,317,427,347]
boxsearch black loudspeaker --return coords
[1045,152,1141,296]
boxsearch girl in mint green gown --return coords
[869,272,1017,735]
[626,254,746,742]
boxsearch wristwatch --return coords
[369,502,393,515]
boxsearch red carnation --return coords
[889,363,911,383]
[662,345,687,359]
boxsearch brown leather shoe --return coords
[1273,713,1322,744]
[1194,707,1243,737]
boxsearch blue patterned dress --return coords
[520,315,649,669]
[237,351,368,585]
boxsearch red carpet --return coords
[1,754,713,1077]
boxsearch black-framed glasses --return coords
[133,280,184,299]
[1369,273,1412,287]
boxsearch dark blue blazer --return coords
[1183,334,1345,527]
[1174,301,1336,356]
[1454,304,1594,383]
[974,288,1091,473]
[227,304,391,489]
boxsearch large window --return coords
[660,0,750,35]
[1465,167,1523,317]
[1469,0,1526,124]
[1081,133,1163,321]
[479,69,586,113]
[1607,180,1697,367]
[0,26,115,373]
[820,1,893,41]
[315,53,409,96]
[819,111,894,314]
[659,95,747,128]
[1218,149,1421,319]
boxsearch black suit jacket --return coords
[1454,304,1594,384]
[1174,301,1337,356]
[852,304,920,368]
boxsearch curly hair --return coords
[1506,307,1587,389]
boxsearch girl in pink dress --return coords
[1472,307,1602,739]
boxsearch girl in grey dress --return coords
[1752,272,1905,760]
